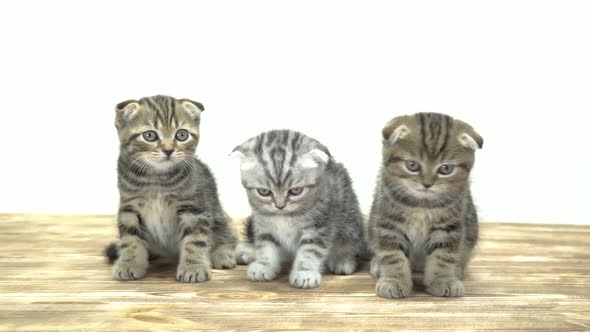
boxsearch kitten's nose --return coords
[423,183,433,189]
[163,149,174,157]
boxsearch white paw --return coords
[328,257,357,275]
[369,258,381,279]
[235,243,256,265]
[112,261,147,281]
[247,261,279,281]
[176,264,210,283]
[289,270,322,289]
[426,278,464,297]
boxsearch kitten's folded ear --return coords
[180,99,205,119]
[382,116,411,145]
[457,122,483,150]
[229,145,245,160]
[115,99,140,129]
[229,137,259,159]
[229,143,258,172]
[300,148,330,169]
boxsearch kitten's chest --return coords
[259,216,301,256]
[405,209,436,247]
[138,193,178,254]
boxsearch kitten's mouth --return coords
[265,205,291,214]
[413,188,438,197]
[153,157,177,168]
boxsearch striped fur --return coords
[233,130,366,289]
[105,95,237,282]
[369,113,482,298]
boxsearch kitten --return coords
[369,113,481,298]
[104,95,237,282]
[232,130,365,289]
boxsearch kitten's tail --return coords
[104,242,119,264]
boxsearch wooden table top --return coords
[0,214,588,331]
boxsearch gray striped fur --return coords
[233,130,366,289]
[369,113,482,298]
[105,95,236,282]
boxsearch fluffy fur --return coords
[233,130,365,288]
[369,112,481,298]
[105,95,237,282]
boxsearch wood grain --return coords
[0,214,588,331]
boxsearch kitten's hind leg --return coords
[369,257,381,278]
[327,242,358,275]
[236,215,256,265]
[235,243,256,265]
[211,244,237,269]
[327,255,357,275]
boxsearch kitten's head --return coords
[114,95,204,174]
[231,130,331,215]
[381,113,483,206]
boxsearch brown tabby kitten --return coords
[369,113,482,298]
[105,95,237,282]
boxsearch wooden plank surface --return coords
[0,214,588,331]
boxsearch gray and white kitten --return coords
[105,95,237,282]
[232,130,365,289]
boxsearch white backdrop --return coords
[1,1,588,225]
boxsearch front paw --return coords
[211,248,237,269]
[289,270,322,289]
[376,277,412,299]
[426,277,464,297]
[247,261,279,281]
[176,264,210,283]
[112,260,147,281]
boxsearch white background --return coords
[1,1,589,225]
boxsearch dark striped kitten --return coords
[369,113,482,298]
[232,130,365,289]
[105,95,237,282]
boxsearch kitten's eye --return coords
[438,164,455,175]
[404,160,421,173]
[288,187,304,196]
[175,129,189,142]
[256,188,272,197]
[142,131,158,142]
